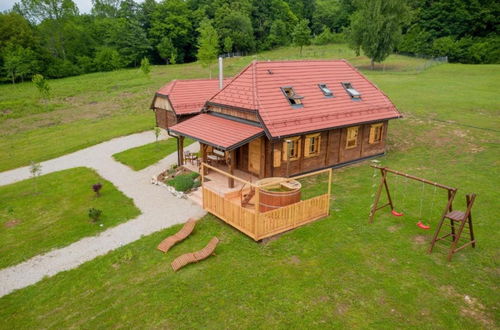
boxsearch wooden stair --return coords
[171,237,219,271]
[241,187,255,207]
[157,218,197,253]
[429,194,476,261]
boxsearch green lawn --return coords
[0,167,140,269]
[0,43,433,172]
[0,62,498,328]
[113,138,195,171]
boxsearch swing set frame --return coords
[369,166,477,261]
[369,166,457,225]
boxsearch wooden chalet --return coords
[150,60,401,240]
[153,60,401,182]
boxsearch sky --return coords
[0,0,144,14]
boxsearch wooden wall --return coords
[265,121,389,177]
[155,109,177,129]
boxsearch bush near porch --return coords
[0,167,140,269]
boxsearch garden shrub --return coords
[88,208,103,222]
[166,172,200,192]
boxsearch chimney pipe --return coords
[218,56,223,90]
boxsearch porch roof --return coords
[169,113,264,151]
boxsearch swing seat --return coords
[391,210,404,217]
[417,221,430,230]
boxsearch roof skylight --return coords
[281,87,304,108]
[342,82,361,100]
[318,83,333,97]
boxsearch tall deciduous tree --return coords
[292,19,311,55]
[196,19,219,78]
[349,0,409,69]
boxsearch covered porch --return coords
[169,113,266,188]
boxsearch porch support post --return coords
[227,150,235,188]
[178,135,185,166]
[201,143,208,175]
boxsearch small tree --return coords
[92,183,103,197]
[29,161,42,193]
[196,19,219,78]
[170,49,178,64]
[223,36,233,53]
[88,208,103,222]
[154,126,161,142]
[348,0,409,70]
[293,19,311,56]
[140,57,151,76]
[157,37,175,64]
[32,74,51,99]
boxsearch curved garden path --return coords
[0,131,205,298]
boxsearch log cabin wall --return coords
[154,108,177,129]
[153,95,177,129]
[207,105,260,122]
[265,121,388,177]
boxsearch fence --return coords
[201,163,332,241]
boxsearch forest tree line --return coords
[0,0,498,83]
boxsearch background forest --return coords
[0,0,498,83]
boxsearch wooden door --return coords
[248,138,261,175]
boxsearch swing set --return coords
[369,166,477,261]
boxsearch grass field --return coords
[0,52,498,328]
[0,167,140,269]
[0,43,434,172]
[113,138,195,171]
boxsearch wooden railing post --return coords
[327,168,333,215]
[254,186,260,239]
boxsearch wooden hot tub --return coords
[256,177,301,212]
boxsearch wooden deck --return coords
[200,163,332,241]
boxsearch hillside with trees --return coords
[0,0,498,83]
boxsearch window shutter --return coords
[304,137,311,157]
[282,141,288,161]
[274,149,281,167]
[316,135,321,154]
[369,126,375,144]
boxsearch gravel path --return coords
[0,131,205,298]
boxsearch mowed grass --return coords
[0,167,140,269]
[0,43,433,172]
[0,63,498,328]
[113,138,195,171]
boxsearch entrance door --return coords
[248,138,261,176]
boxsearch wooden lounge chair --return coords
[157,218,197,253]
[171,237,219,271]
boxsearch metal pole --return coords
[218,56,223,90]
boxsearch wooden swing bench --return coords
[171,237,219,271]
[157,218,197,253]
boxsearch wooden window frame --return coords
[369,123,383,144]
[304,133,321,158]
[345,126,359,149]
[282,136,301,161]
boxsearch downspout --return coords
[167,130,183,166]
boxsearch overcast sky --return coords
[1,0,144,14]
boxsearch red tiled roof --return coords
[155,79,230,115]
[208,60,401,138]
[169,114,264,150]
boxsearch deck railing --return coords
[201,163,332,241]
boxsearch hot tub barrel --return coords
[256,177,302,212]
